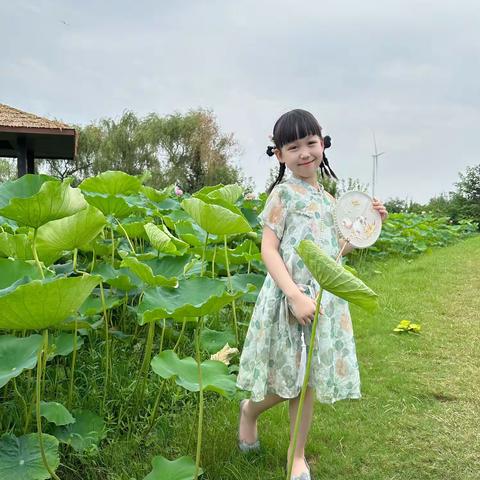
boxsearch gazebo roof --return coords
[0,103,77,160]
[0,103,73,130]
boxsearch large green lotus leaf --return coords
[144,222,177,254]
[0,232,33,260]
[0,433,59,480]
[120,256,178,287]
[0,178,87,229]
[0,274,101,330]
[92,263,140,291]
[181,198,252,235]
[0,258,46,289]
[151,349,237,397]
[79,170,142,195]
[193,239,260,265]
[115,218,150,240]
[228,273,265,303]
[194,193,247,217]
[78,291,125,315]
[200,326,237,352]
[140,184,172,203]
[144,455,202,480]
[53,409,106,452]
[82,192,133,218]
[36,205,106,265]
[161,210,195,230]
[39,401,75,426]
[173,220,209,247]
[160,224,189,255]
[48,332,84,359]
[194,184,243,204]
[137,277,254,324]
[295,240,379,313]
[0,335,42,388]
[79,237,114,257]
[140,255,194,279]
[0,174,54,208]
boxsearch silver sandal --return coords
[237,399,260,452]
[287,456,311,480]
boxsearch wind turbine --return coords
[371,131,385,199]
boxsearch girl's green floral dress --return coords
[236,175,361,404]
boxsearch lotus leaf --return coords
[144,223,177,254]
[151,349,237,397]
[0,178,87,228]
[143,455,202,480]
[78,291,125,316]
[92,263,140,291]
[0,433,59,480]
[181,198,251,235]
[0,232,33,259]
[53,409,106,452]
[0,274,101,330]
[194,183,243,204]
[36,205,106,265]
[39,401,75,426]
[82,192,134,218]
[48,333,85,359]
[0,258,47,289]
[0,335,42,388]
[137,277,254,323]
[120,256,178,287]
[79,170,142,195]
[295,240,379,312]
[200,327,237,352]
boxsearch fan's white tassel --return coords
[296,329,307,390]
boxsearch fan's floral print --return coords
[236,175,361,403]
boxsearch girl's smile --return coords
[275,134,325,186]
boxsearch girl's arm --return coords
[261,227,317,325]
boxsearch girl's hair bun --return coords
[323,135,331,149]
[266,145,275,157]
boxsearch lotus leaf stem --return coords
[286,289,323,480]
[36,330,61,480]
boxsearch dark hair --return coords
[266,109,337,194]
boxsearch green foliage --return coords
[360,213,478,259]
[40,110,251,193]
[0,433,59,480]
[0,171,476,480]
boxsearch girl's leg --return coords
[239,393,287,443]
[287,386,315,475]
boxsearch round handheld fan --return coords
[334,190,382,248]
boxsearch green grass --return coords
[165,236,479,480]
[52,236,479,480]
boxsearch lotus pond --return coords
[0,172,476,480]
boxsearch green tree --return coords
[40,109,251,192]
[0,158,15,183]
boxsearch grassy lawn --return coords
[162,236,479,480]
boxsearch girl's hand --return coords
[288,290,324,326]
[372,197,388,223]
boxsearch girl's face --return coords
[275,134,324,185]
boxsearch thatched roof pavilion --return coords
[0,103,77,177]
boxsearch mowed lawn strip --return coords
[185,235,479,480]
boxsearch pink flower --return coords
[174,186,183,196]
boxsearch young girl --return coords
[236,109,388,479]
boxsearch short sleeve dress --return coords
[236,175,362,404]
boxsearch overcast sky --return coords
[2,0,479,203]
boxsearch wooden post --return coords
[17,136,27,177]
[27,148,35,174]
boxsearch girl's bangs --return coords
[273,110,322,148]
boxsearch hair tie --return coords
[323,135,331,149]
[266,145,275,157]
